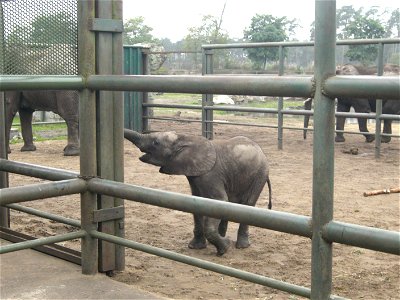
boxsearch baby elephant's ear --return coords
[160,135,216,176]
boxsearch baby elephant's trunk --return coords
[124,129,143,145]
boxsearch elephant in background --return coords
[124,129,272,256]
[303,64,400,143]
[5,90,79,156]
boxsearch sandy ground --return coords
[5,117,400,299]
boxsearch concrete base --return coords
[0,240,166,299]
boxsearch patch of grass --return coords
[10,117,68,144]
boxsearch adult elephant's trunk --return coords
[124,129,144,145]
[303,98,312,139]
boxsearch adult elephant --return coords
[124,129,272,256]
[5,90,79,156]
[303,64,400,143]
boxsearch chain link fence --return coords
[1,0,78,75]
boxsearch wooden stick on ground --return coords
[363,187,400,197]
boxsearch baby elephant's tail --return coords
[267,178,272,209]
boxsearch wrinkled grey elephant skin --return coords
[303,63,400,143]
[5,90,79,156]
[124,129,272,256]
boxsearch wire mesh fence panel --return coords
[1,0,78,75]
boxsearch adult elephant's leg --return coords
[57,91,79,156]
[335,100,349,142]
[19,109,36,152]
[63,117,79,156]
[381,101,398,143]
[357,117,374,142]
[381,120,392,143]
[303,98,312,139]
[5,107,16,154]
[354,100,374,143]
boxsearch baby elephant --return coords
[124,129,272,256]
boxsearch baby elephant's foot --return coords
[236,235,250,249]
[216,238,231,256]
[188,237,207,249]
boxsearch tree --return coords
[385,8,400,38]
[341,7,385,65]
[30,12,76,44]
[123,17,167,73]
[243,14,297,70]
[183,14,230,70]
[310,6,392,66]
[7,12,76,45]
[123,17,158,45]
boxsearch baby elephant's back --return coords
[214,136,268,179]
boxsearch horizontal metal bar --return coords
[324,76,400,99]
[0,230,86,254]
[1,75,398,101]
[335,112,377,119]
[87,75,313,97]
[146,105,397,120]
[210,120,279,129]
[206,105,278,113]
[13,121,66,127]
[380,114,400,121]
[90,230,313,298]
[282,109,313,116]
[0,76,84,91]
[0,159,78,181]
[143,103,202,110]
[202,38,400,50]
[0,179,87,206]
[0,227,81,265]
[148,51,202,54]
[6,204,81,228]
[87,178,312,238]
[145,116,203,123]
[323,221,400,255]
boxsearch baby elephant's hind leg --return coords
[236,174,267,249]
[218,220,228,237]
[236,223,250,248]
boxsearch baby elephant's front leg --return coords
[204,217,231,256]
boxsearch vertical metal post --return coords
[375,43,384,159]
[311,0,336,298]
[112,0,125,272]
[277,46,284,150]
[142,48,150,132]
[97,0,116,273]
[123,47,134,130]
[0,0,10,228]
[0,92,10,228]
[202,49,214,139]
[78,0,98,275]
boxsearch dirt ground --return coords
[5,117,400,299]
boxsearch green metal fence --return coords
[0,0,399,299]
[138,38,400,157]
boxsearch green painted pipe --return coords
[0,230,86,254]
